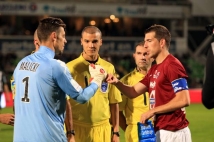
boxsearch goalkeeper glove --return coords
[89,64,107,87]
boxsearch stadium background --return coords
[0,0,214,141]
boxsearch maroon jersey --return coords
[141,54,189,131]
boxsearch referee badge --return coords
[100,82,108,93]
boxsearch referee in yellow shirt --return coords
[119,41,153,142]
[65,26,122,142]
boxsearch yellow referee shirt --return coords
[119,68,149,125]
[66,54,122,126]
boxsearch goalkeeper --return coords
[12,17,107,142]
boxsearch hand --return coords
[140,110,154,124]
[111,134,120,142]
[0,113,15,126]
[67,135,75,142]
[89,64,107,87]
[106,74,119,85]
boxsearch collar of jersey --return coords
[133,68,145,78]
[37,46,55,59]
[79,53,101,65]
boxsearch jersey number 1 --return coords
[21,77,30,102]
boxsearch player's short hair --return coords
[145,24,171,48]
[37,17,66,42]
[134,41,145,52]
[81,26,102,38]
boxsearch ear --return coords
[34,39,37,45]
[100,39,103,46]
[34,40,40,47]
[160,39,165,48]
[51,32,57,41]
[80,38,83,45]
[133,53,135,59]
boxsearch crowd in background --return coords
[0,16,162,37]
[0,51,204,90]
[0,4,205,90]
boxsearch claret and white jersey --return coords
[141,54,189,132]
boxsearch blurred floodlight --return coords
[113,18,119,23]
[104,18,111,23]
[110,15,115,20]
[89,20,96,25]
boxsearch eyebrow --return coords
[145,38,152,41]
[84,39,98,43]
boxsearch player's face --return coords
[133,45,151,71]
[144,31,161,59]
[81,32,102,59]
[54,27,67,55]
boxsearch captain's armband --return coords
[171,78,188,93]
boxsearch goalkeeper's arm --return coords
[54,61,107,104]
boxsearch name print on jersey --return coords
[19,62,40,72]
[149,70,160,110]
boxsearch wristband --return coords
[67,130,75,136]
[112,131,120,137]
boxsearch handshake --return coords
[89,64,107,87]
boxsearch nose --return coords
[65,38,67,44]
[141,54,146,61]
[144,42,148,48]
[90,42,94,47]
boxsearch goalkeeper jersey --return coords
[66,54,122,126]
[119,68,149,125]
[13,46,98,142]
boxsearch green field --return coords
[1,104,214,142]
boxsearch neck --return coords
[155,50,169,64]
[136,67,147,75]
[82,52,98,61]
[40,41,55,52]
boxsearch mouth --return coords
[88,50,96,52]
[139,62,146,65]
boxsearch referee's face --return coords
[81,31,102,60]
[134,45,150,71]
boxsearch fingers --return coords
[140,114,148,124]
[89,64,107,87]
[106,74,115,81]
[89,64,118,85]
[100,68,105,74]
[105,74,111,82]
[1,114,15,126]
[89,63,95,69]
[89,64,106,75]
[9,120,14,126]
[10,114,15,125]
[8,114,15,126]
[106,74,118,84]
